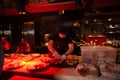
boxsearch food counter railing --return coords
[2,46,120,80]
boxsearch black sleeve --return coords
[68,26,80,42]
[66,35,73,43]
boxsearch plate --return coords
[40,57,53,63]
[5,61,25,70]
[4,58,12,65]
[30,53,40,58]
[26,62,49,72]
[21,55,33,62]
[6,54,24,59]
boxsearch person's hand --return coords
[53,51,60,59]
[59,54,67,64]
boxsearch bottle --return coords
[90,41,93,46]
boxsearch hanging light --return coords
[59,10,64,15]
[19,12,26,15]
[108,18,112,21]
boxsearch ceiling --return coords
[0,0,120,16]
[84,0,120,24]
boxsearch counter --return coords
[2,46,120,80]
[2,66,120,80]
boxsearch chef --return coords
[47,26,74,63]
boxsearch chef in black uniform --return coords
[47,26,74,63]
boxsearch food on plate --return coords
[26,62,49,72]
[6,54,24,59]
[67,55,77,59]
[66,59,73,65]
[66,55,80,66]
[41,53,54,58]
[21,55,33,62]
[49,59,60,65]
[4,54,11,57]
[40,57,53,63]
[5,61,25,70]
[3,58,12,65]
[30,53,40,58]
[76,63,100,77]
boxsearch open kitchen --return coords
[0,0,120,80]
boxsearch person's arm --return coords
[65,43,74,55]
[48,40,60,59]
[60,43,74,63]
[48,40,55,53]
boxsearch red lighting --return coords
[0,1,86,16]
[86,35,107,46]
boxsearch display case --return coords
[86,35,107,46]
[105,24,120,40]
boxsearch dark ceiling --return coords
[0,0,120,17]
